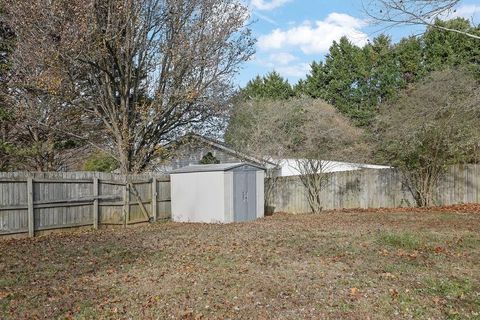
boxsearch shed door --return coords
[233,167,257,222]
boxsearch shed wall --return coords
[256,170,265,218]
[224,172,234,223]
[171,172,226,223]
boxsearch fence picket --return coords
[27,177,34,237]
[266,165,480,214]
[0,172,170,237]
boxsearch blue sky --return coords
[235,0,480,87]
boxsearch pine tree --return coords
[361,35,403,109]
[240,71,294,100]
[301,37,374,125]
[299,19,480,127]
[423,18,480,72]
[394,36,425,83]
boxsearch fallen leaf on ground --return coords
[389,288,399,299]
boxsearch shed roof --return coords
[170,163,266,174]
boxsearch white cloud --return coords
[276,63,310,78]
[256,52,308,78]
[258,13,369,54]
[251,0,292,11]
[269,52,297,65]
[449,4,480,22]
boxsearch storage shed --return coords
[170,163,265,223]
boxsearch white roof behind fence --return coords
[269,159,391,177]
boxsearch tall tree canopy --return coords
[5,0,255,173]
[298,35,401,126]
[423,19,480,72]
[1,0,97,171]
[297,18,480,126]
[240,71,294,100]
[0,8,15,170]
[225,97,371,162]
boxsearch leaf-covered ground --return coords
[1,207,479,319]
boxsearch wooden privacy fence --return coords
[266,165,480,213]
[0,172,171,237]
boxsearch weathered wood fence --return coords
[0,172,171,237]
[266,165,480,213]
[2,165,479,236]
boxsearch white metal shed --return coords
[170,163,265,223]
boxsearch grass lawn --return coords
[0,209,479,319]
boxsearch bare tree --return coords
[225,97,309,210]
[363,0,480,40]
[0,9,15,170]
[291,100,371,213]
[6,0,254,173]
[0,1,96,171]
[376,69,480,207]
[293,159,338,213]
[7,94,79,171]
[226,97,372,213]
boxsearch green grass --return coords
[204,254,237,269]
[426,278,473,298]
[0,211,478,319]
[456,235,480,249]
[383,261,422,274]
[375,231,423,250]
[0,278,18,288]
[395,293,428,318]
[74,303,97,320]
[0,294,12,315]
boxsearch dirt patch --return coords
[0,210,479,319]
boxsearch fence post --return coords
[27,177,34,237]
[151,178,157,222]
[93,176,99,229]
[123,177,130,227]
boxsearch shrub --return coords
[200,152,220,164]
[83,152,119,172]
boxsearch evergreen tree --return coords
[296,61,326,99]
[394,36,425,83]
[319,37,365,114]
[240,71,294,100]
[423,18,480,72]
[298,36,392,126]
[361,35,403,109]
[299,19,480,127]
[199,152,220,165]
[83,152,119,172]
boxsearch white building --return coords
[267,159,391,177]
